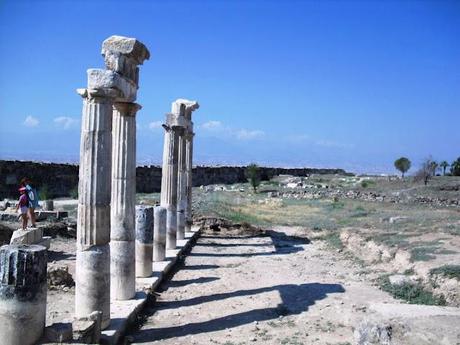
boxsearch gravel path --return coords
[128,226,396,345]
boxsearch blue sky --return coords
[0,0,459,173]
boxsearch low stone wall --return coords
[0,160,351,199]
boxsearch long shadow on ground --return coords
[133,283,344,342]
[130,229,343,343]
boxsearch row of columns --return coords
[75,36,198,329]
[161,100,198,250]
[0,35,199,343]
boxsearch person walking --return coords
[20,177,39,227]
[16,187,29,230]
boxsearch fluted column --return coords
[176,129,187,240]
[76,87,118,329]
[185,130,195,232]
[110,102,140,300]
[160,121,182,249]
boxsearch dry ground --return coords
[127,226,397,345]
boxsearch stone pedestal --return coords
[135,206,153,277]
[153,206,167,262]
[0,244,47,345]
[76,87,117,328]
[110,102,140,300]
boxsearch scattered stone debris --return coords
[354,320,392,345]
[47,264,75,289]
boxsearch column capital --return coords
[113,102,142,116]
[77,87,121,100]
[165,112,188,128]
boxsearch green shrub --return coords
[430,265,460,280]
[379,275,446,305]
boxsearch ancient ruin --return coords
[75,35,150,326]
[160,99,199,249]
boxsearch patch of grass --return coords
[410,240,457,262]
[372,232,413,248]
[360,180,376,188]
[379,275,446,305]
[350,206,369,218]
[322,231,343,249]
[430,265,460,280]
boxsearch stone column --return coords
[76,87,117,329]
[101,35,149,301]
[135,205,154,277]
[176,128,187,240]
[110,102,140,300]
[153,205,167,261]
[0,245,47,345]
[185,130,195,233]
[160,118,182,250]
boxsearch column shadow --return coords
[133,282,344,342]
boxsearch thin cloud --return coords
[200,120,223,130]
[199,120,264,141]
[235,129,265,140]
[54,116,78,129]
[23,115,39,127]
[148,121,163,130]
[315,140,354,149]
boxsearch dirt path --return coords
[127,226,397,345]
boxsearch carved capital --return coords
[77,87,120,101]
[113,102,142,116]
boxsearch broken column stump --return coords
[135,205,154,277]
[0,244,48,345]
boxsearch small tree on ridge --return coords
[246,163,261,192]
[394,157,411,178]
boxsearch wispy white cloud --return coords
[235,129,265,140]
[199,120,264,141]
[200,120,223,130]
[148,121,163,130]
[54,116,78,129]
[23,115,39,127]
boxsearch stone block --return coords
[37,236,51,250]
[45,322,73,343]
[87,69,137,102]
[73,310,102,344]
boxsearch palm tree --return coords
[451,158,460,176]
[430,161,438,176]
[440,161,449,176]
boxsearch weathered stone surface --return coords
[75,244,110,329]
[160,122,181,250]
[101,35,150,85]
[0,244,47,345]
[45,322,73,343]
[136,206,153,277]
[10,227,43,245]
[354,320,392,345]
[110,102,140,300]
[153,206,167,262]
[87,69,137,102]
[110,240,135,300]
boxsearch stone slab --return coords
[100,226,200,344]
